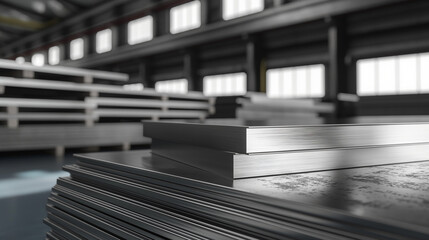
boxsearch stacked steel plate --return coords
[146,121,429,179]
[211,92,334,125]
[44,121,429,239]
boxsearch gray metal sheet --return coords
[47,198,157,240]
[74,150,429,234]
[152,139,429,179]
[63,165,342,240]
[143,121,429,153]
[234,161,429,229]
[43,219,81,240]
[51,181,254,240]
[62,160,429,239]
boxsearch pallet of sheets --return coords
[0,61,213,153]
[0,58,128,84]
[0,76,210,101]
[44,149,429,240]
[144,121,429,179]
[0,123,150,156]
[87,96,213,122]
[210,92,334,124]
[0,97,95,128]
[0,79,213,122]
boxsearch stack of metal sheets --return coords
[210,92,334,125]
[0,59,214,155]
[44,150,429,239]
[145,121,429,179]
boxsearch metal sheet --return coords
[73,150,429,234]
[51,182,253,240]
[47,198,157,240]
[61,160,429,239]
[143,121,429,153]
[151,139,429,179]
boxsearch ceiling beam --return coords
[0,23,29,34]
[0,0,130,53]
[56,0,87,10]
[64,0,405,68]
[0,1,50,20]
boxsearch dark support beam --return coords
[139,60,153,88]
[326,16,350,118]
[115,6,128,47]
[62,27,71,60]
[246,35,263,92]
[153,9,170,37]
[86,19,96,55]
[201,0,222,24]
[57,0,86,10]
[184,50,198,91]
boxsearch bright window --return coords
[128,16,153,45]
[48,46,60,65]
[222,0,264,20]
[203,72,247,96]
[31,53,45,67]
[155,79,188,94]
[267,64,325,98]
[70,38,84,60]
[96,29,112,53]
[357,53,429,96]
[170,1,201,34]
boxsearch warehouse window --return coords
[222,0,264,20]
[31,53,45,67]
[358,53,429,96]
[170,1,201,34]
[96,29,112,53]
[203,72,247,96]
[48,46,60,65]
[128,16,153,45]
[123,83,144,91]
[70,38,84,60]
[15,56,25,64]
[155,79,188,94]
[266,64,325,98]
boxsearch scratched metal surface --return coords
[234,161,429,228]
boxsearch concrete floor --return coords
[0,152,75,240]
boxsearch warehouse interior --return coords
[1,0,429,239]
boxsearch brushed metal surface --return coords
[234,161,429,229]
[247,123,429,153]
[151,139,429,179]
[51,180,252,240]
[59,152,429,239]
[74,150,231,186]
[143,121,248,153]
[73,150,429,230]
[144,121,429,153]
